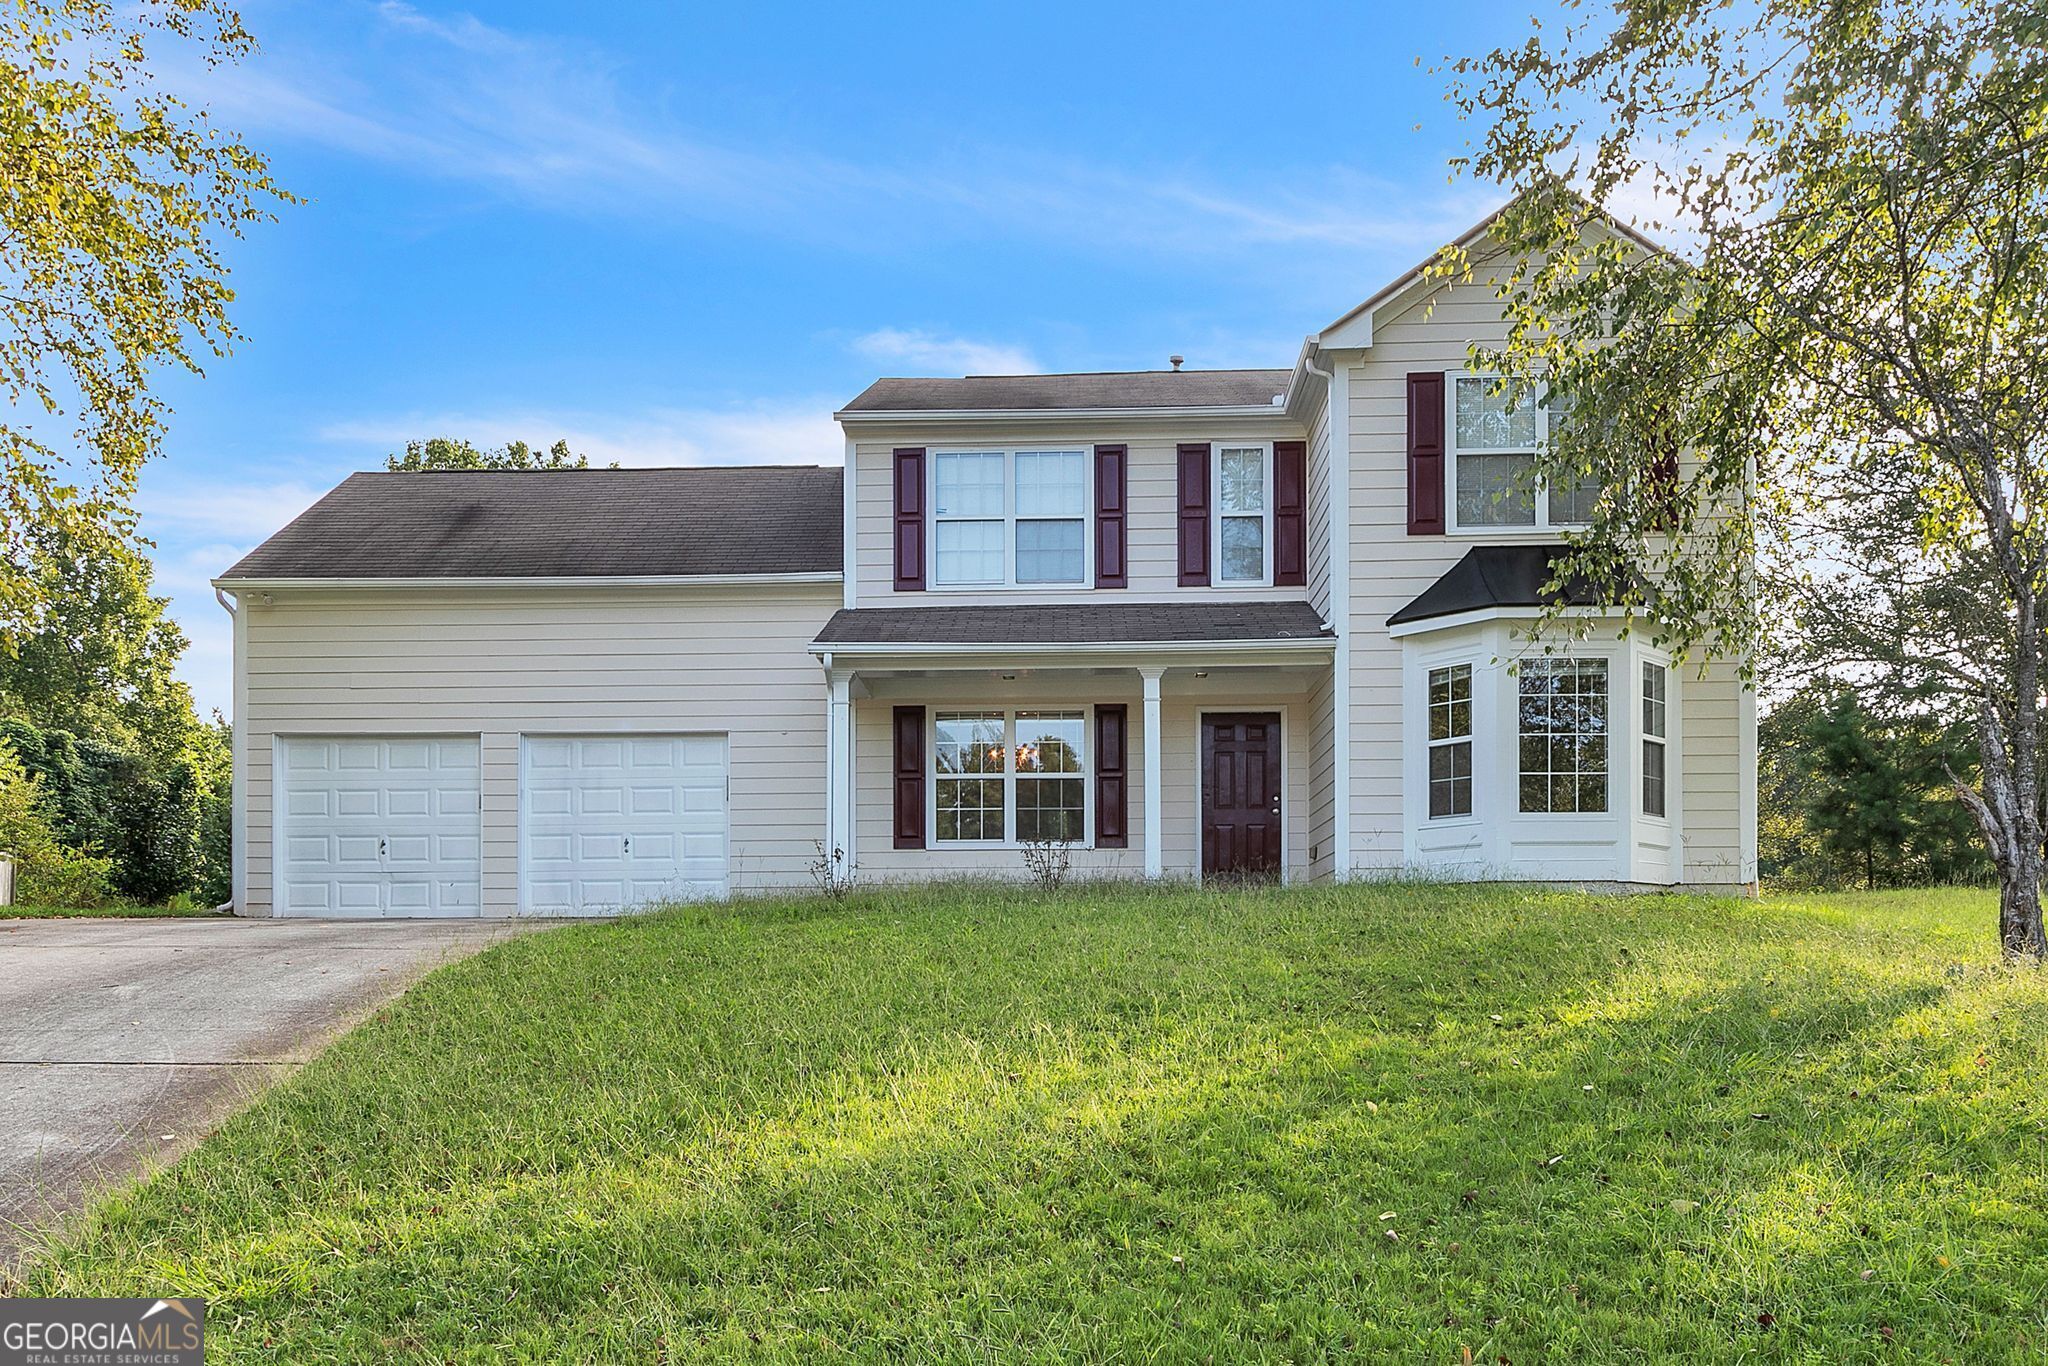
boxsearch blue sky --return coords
[141,0,1538,717]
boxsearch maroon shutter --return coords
[1176,442,1211,586]
[893,447,926,590]
[1406,372,1446,535]
[893,705,925,848]
[1095,704,1128,848]
[1648,434,1680,531]
[1094,444,1127,588]
[1273,439,1307,587]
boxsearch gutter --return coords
[805,635,1334,659]
[211,571,843,591]
[833,403,1288,424]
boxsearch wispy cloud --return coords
[851,329,1038,377]
[317,402,844,470]
[179,5,1486,261]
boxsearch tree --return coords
[0,0,290,649]
[1445,1,2048,957]
[385,438,596,472]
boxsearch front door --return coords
[1201,712,1283,880]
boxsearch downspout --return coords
[214,586,244,914]
[1302,342,1353,879]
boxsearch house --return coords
[215,208,1757,917]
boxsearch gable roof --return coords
[1387,544,1618,627]
[219,466,843,581]
[838,369,1290,416]
[812,600,1332,649]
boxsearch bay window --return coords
[1642,661,1668,818]
[1427,663,1474,818]
[1451,377,1600,531]
[933,708,1088,843]
[932,449,1088,587]
[1518,657,1609,813]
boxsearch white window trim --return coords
[1445,372,1590,536]
[1424,661,1478,825]
[929,448,1093,591]
[929,709,1094,848]
[1210,440,1275,587]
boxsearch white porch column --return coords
[1141,667,1164,878]
[826,668,855,876]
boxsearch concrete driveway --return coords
[0,915,541,1271]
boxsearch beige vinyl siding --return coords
[1340,251,1755,886]
[852,678,1312,882]
[849,417,1308,607]
[239,583,837,914]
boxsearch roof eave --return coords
[807,635,1335,659]
[834,403,1289,424]
[215,571,844,591]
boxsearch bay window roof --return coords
[1388,544,1618,627]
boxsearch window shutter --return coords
[1273,440,1307,587]
[1648,433,1681,532]
[1094,444,1128,589]
[893,447,926,591]
[893,705,925,848]
[1176,442,1211,586]
[1406,372,1446,535]
[1094,704,1128,848]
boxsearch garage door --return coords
[520,735,728,913]
[276,737,482,917]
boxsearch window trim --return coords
[1425,661,1476,823]
[928,448,1094,591]
[1445,372,1591,536]
[929,708,1093,847]
[1210,440,1275,587]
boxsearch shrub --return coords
[0,741,115,906]
[0,718,204,903]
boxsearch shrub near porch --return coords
[19,883,2046,1361]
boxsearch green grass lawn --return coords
[0,902,219,918]
[14,882,2046,1361]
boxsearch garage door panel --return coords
[277,737,481,918]
[520,733,727,914]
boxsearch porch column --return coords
[826,668,855,876]
[1141,666,1164,878]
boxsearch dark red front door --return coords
[1202,712,1283,879]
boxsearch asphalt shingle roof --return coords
[1387,544,1612,626]
[812,601,1332,648]
[220,466,843,580]
[839,369,1292,413]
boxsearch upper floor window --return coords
[932,449,1089,587]
[1452,377,1599,532]
[1214,443,1271,584]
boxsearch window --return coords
[1214,444,1270,583]
[1451,377,1599,531]
[1518,657,1609,813]
[931,449,1088,587]
[1427,664,1474,818]
[1642,661,1668,818]
[933,709,1088,843]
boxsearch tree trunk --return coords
[2003,857,2048,960]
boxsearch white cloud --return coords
[851,329,1039,377]
[316,402,843,470]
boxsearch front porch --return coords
[810,603,1337,883]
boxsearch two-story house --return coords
[216,205,1757,917]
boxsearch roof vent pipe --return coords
[1169,355,1184,371]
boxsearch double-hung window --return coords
[1451,377,1600,531]
[1426,664,1474,818]
[1214,444,1271,584]
[1642,662,1669,818]
[933,709,1088,843]
[931,450,1088,587]
[1518,657,1609,813]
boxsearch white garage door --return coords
[520,735,728,913]
[276,737,482,917]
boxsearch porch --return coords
[809,603,1337,883]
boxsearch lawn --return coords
[0,902,219,919]
[13,882,2046,1361]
